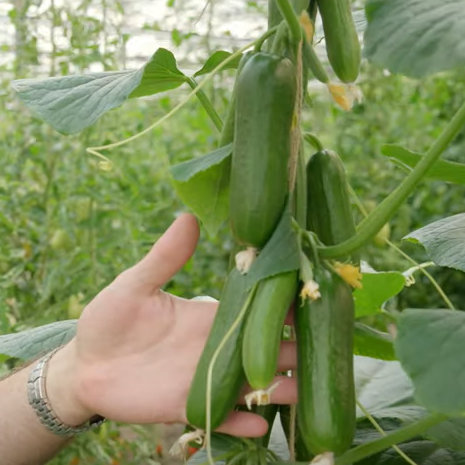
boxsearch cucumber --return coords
[219,52,253,147]
[186,269,252,429]
[295,268,355,454]
[316,0,361,82]
[306,149,356,249]
[242,271,298,390]
[230,52,296,249]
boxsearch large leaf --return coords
[427,418,465,452]
[355,356,423,423]
[364,0,465,78]
[355,356,465,451]
[382,144,465,185]
[0,320,77,360]
[395,309,465,416]
[194,51,242,77]
[170,144,232,236]
[353,269,405,318]
[356,440,465,465]
[404,213,465,272]
[12,48,186,134]
[245,205,300,288]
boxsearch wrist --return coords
[45,341,95,426]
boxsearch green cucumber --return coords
[295,268,355,455]
[230,52,296,249]
[186,269,252,429]
[219,52,253,147]
[242,271,298,390]
[306,149,356,249]
[316,0,361,82]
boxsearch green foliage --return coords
[405,213,465,272]
[0,320,76,359]
[364,0,465,77]
[353,268,405,317]
[395,309,465,416]
[12,48,188,134]
[171,144,232,235]
[382,144,465,185]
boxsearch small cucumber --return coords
[316,0,361,82]
[242,271,298,390]
[230,52,296,248]
[295,268,355,455]
[186,269,252,429]
[306,150,356,249]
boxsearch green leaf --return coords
[245,205,300,288]
[356,440,465,465]
[354,323,396,361]
[170,145,232,236]
[353,268,405,317]
[12,48,186,134]
[364,0,465,78]
[427,418,465,451]
[128,48,186,98]
[170,143,232,182]
[395,309,465,416]
[194,51,242,77]
[404,214,465,272]
[355,356,424,423]
[0,320,77,360]
[382,144,465,185]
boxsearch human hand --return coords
[47,214,297,437]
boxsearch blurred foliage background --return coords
[1,0,465,463]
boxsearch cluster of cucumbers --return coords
[186,0,361,460]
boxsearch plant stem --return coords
[335,413,446,465]
[357,400,419,465]
[254,25,278,52]
[186,77,223,131]
[276,0,302,44]
[318,99,465,258]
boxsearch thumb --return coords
[123,213,200,292]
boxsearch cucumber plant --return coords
[8,0,465,464]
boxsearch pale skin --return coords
[0,213,297,465]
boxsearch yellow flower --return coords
[334,262,363,289]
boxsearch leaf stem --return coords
[186,77,223,131]
[356,400,419,465]
[276,0,302,44]
[254,24,279,52]
[318,99,465,258]
[334,413,446,465]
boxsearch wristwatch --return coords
[27,348,105,437]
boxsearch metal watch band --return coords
[27,348,105,437]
